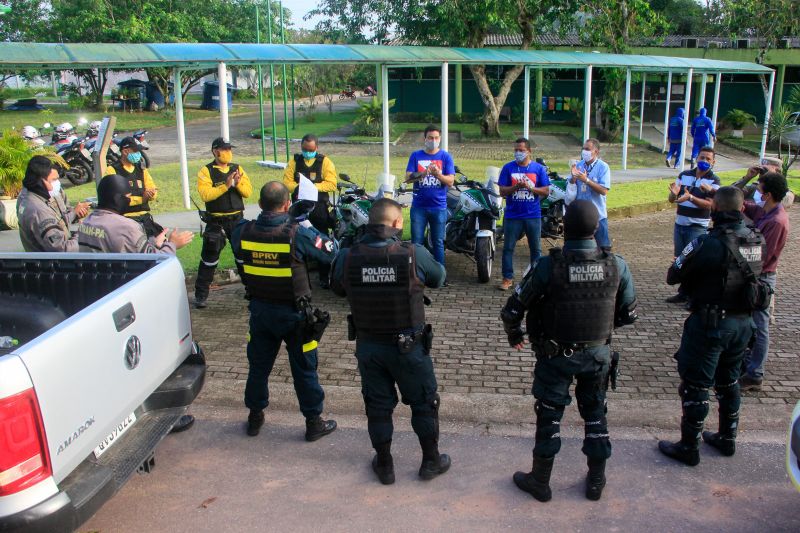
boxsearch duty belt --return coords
[357,329,424,345]
[539,338,608,358]
[208,212,243,221]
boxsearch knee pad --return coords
[411,392,440,418]
[534,400,565,457]
[679,381,710,423]
[714,380,741,417]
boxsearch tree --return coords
[577,1,668,136]
[308,0,579,137]
[649,0,711,35]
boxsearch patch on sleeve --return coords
[324,240,334,253]
[314,236,323,249]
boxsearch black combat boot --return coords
[658,423,700,466]
[702,431,735,456]
[585,458,607,501]
[246,409,264,437]
[305,416,337,442]
[371,441,395,485]
[418,437,451,480]
[513,455,554,502]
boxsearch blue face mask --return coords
[127,151,142,164]
[696,160,711,172]
[302,150,317,160]
[514,151,528,164]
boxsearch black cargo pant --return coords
[355,339,440,448]
[531,345,611,460]
[195,214,242,301]
[674,312,755,448]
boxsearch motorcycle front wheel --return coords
[64,158,93,185]
[475,235,493,283]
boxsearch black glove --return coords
[505,326,525,347]
[500,294,527,347]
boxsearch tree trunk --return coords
[470,64,524,138]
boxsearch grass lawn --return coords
[0,104,254,133]
[719,134,765,155]
[249,111,356,139]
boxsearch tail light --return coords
[0,388,51,496]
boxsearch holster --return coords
[699,305,721,329]
[347,314,357,341]
[605,351,620,391]
[422,324,433,353]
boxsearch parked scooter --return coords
[536,158,569,240]
[418,166,502,283]
[108,129,150,168]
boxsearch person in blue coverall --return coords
[691,107,716,166]
[665,107,685,168]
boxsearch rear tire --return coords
[64,158,93,185]
[475,235,492,283]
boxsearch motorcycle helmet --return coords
[21,125,40,140]
[87,120,102,137]
[55,122,74,134]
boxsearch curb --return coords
[197,379,795,433]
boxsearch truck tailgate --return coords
[17,257,193,484]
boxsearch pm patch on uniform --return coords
[362,266,397,283]
[569,264,605,282]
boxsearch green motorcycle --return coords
[536,158,569,240]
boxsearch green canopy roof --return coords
[0,43,773,74]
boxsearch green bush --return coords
[353,96,395,137]
[67,94,91,110]
[724,109,757,129]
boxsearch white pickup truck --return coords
[0,253,206,532]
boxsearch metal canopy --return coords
[0,42,773,74]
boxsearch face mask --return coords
[754,190,766,207]
[126,151,142,164]
[581,149,594,163]
[696,160,711,172]
[424,139,440,151]
[514,151,528,164]
[301,150,317,160]
[217,150,233,164]
[48,178,61,198]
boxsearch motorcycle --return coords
[338,87,357,100]
[536,158,569,240]
[83,121,121,168]
[333,174,377,247]
[54,137,94,186]
[420,167,502,283]
[364,85,377,97]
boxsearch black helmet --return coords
[97,174,132,214]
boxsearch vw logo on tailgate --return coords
[124,336,142,370]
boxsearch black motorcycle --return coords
[57,138,94,186]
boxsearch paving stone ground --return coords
[191,207,800,407]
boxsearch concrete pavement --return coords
[81,404,799,533]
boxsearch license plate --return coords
[81,148,91,159]
[93,412,136,458]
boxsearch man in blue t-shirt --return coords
[567,138,612,250]
[497,137,550,290]
[405,125,456,268]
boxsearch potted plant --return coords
[0,130,65,229]
[724,109,756,138]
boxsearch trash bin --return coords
[201,81,234,111]
[145,81,173,108]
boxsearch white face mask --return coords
[424,139,440,151]
[581,149,594,163]
[48,178,61,198]
[754,190,765,207]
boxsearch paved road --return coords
[82,404,799,533]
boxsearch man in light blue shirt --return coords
[567,138,611,250]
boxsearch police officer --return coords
[232,182,338,442]
[500,200,637,502]
[195,138,253,308]
[17,155,89,252]
[105,137,162,237]
[282,134,338,288]
[78,174,193,254]
[659,186,764,465]
[331,198,449,485]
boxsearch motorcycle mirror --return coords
[535,157,545,165]
[339,173,352,182]
[454,165,462,174]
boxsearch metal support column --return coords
[441,62,449,152]
[455,64,462,115]
[638,73,646,139]
[759,71,776,160]
[622,68,632,170]
[382,65,390,174]
[583,65,593,144]
[711,73,722,144]
[679,69,694,171]
[523,66,530,139]
[535,69,543,124]
[174,69,190,209]
[663,71,673,152]
[698,73,707,111]
[218,62,229,141]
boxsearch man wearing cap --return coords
[500,200,638,502]
[194,137,253,309]
[105,136,161,237]
[665,146,720,304]
[732,156,795,209]
[17,155,90,252]
[282,133,338,288]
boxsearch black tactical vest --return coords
[112,162,148,214]
[291,154,330,205]
[342,241,426,338]
[205,162,245,214]
[238,220,311,306]
[539,247,620,344]
[690,227,766,313]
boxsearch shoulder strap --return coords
[718,232,757,281]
